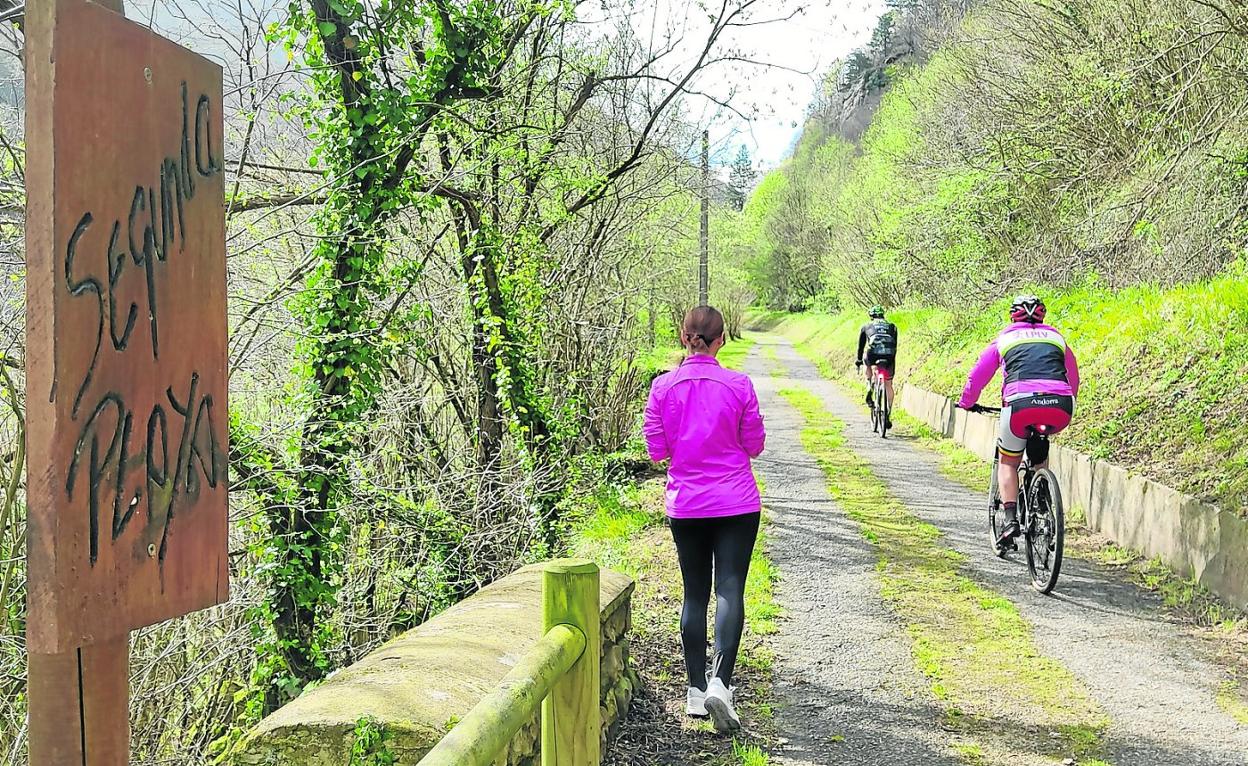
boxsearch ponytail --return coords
[682,306,725,353]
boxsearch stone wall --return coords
[898,384,1248,610]
[233,564,637,765]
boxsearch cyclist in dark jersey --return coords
[856,305,898,427]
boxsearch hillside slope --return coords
[728,0,1248,518]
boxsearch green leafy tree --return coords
[252,0,548,703]
[244,0,776,708]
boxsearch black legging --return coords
[669,512,760,690]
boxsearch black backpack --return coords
[866,320,897,355]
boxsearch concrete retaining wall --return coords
[897,385,1248,610]
[234,564,637,765]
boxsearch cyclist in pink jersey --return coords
[643,305,765,734]
[957,296,1080,549]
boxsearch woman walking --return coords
[643,305,766,733]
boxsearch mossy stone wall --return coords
[233,564,636,765]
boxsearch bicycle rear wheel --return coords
[879,381,890,439]
[1024,468,1065,593]
[986,451,1007,557]
[869,379,881,433]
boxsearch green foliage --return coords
[349,718,396,766]
[731,148,836,310]
[1217,681,1248,725]
[715,336,756,371]
[643,183,764,340]
[236,0,562,704]
[572,484,661,575]
[732,740,770,766]
[728,145,757,211]
[758,262,1248,516]
[725,0,1248,309]
[214,0,574,713]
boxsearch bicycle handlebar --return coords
[967,404,1001,415]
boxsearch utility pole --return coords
[699,129,709,306]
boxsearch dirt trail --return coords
[744,346,960,765]
[749,334,1248,765]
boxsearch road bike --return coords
[971,405,1065,594]
[868,366,891,439]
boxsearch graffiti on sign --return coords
[64,82,224,568]
[26,0,229,653]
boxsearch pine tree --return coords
[728,144,756,210]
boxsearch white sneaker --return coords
[704,677,741,733]
[686,686,707,716]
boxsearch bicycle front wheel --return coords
[1024,468,1065,593]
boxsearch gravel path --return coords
[743,346,961,765]
[756,334,1248,766]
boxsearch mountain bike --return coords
[868,366,891,439]
[970,405,1065,594]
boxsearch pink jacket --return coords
[958,322,1080,408]
[643,355,765,519]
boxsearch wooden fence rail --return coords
[417,559,602,766]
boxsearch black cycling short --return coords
[864,352,895,376]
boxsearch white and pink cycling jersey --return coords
[957,322,1080,409]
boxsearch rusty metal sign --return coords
[26,0,229,654]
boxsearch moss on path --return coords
[779,386,1109,765]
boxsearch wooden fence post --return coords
[542,560,600,766]
[28,637,130,766]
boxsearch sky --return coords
[582,0,890,172]
[140,0,888,173]
[703,0,889,170]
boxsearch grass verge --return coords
[1218,680,1248,725]
[645,335,756,376]
[778,385,1111,765]
[574,478,779,765]
[717,336,756,371]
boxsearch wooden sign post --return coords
[24,0,229,763]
